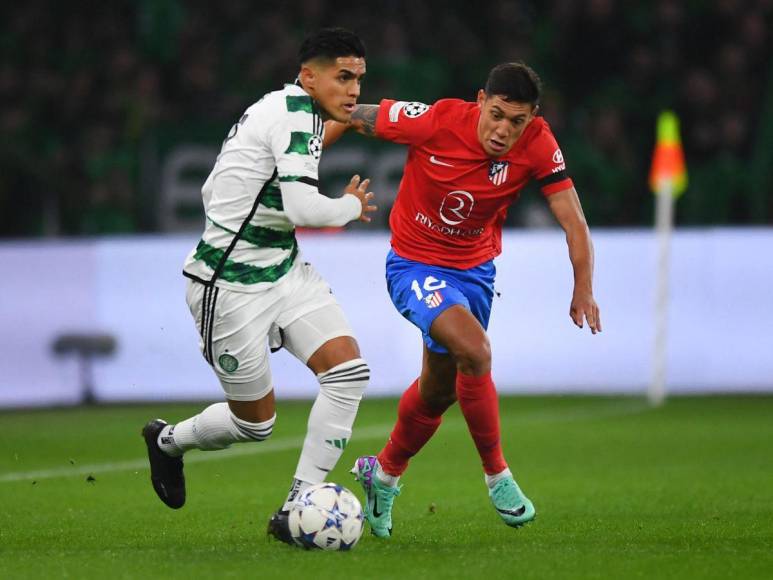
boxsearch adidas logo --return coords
[325,438,348,449]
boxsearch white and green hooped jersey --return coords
[183,82,360,292]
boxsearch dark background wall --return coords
[2,0,771,237]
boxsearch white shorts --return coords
[186,260,355,401]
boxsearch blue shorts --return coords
[385,249,496,354]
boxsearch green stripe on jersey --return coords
[193,240,299,284]
[260,182,283,210]
[241,222,294,249]
[286,95,313,113]
[208,217,295,249]
[284,131,314,155]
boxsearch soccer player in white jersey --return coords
[141,28,376,546]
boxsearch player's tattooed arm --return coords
[350,104,379,137]
[323,105,379,147]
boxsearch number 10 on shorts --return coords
[410,276,447,301]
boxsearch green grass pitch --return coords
[2,396,772,579]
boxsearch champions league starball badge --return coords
[403,102,430,118]
[308,134,322,159]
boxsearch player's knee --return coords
[229,411,275,442]
[452,337,491,375]
[318,357,369,404]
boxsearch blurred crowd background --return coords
[2,0,772,238]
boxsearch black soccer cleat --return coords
[142,419,186,509]
[267,509,296,546]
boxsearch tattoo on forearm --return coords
[352,104,379,136]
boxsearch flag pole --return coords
[648,111,687,407]
[650,181,674,406]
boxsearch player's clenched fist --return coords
[344,175,377,223]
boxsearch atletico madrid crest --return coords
[488,160,509,186]
[424,290,444,309]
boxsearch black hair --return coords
[484,62,542,107]
[298,28,366,65]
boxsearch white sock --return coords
[158,402,275,455]
[281,478,312,512]
[485,467,513,489]
[293,358,369,483]
[375,463,400,487]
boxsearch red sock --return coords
[377,379,447,476]
[456,371,507,475]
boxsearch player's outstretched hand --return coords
[570,291,602,334]
[344,175,377,223]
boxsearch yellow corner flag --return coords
[649,111,688,197]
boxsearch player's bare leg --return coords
[429,305,506,469]
[269,335,369,545]
[429,305,536,527]
[227,391,276,423]
[418,347,458,408]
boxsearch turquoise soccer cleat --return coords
[351,455,401,538]
[489,476,536,528]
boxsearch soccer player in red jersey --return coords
[327,62,601,537]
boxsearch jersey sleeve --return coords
[529,123,574,196]
[268,103,323,184]
[374,99,438,145]
[268,99,360,227]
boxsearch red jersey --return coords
[375,98,573,269]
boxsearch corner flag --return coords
[649,111,688,196]
[649,110,687,406]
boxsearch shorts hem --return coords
[221,382,274,401]
[418,297,459,337]
[424,339,450,354]
[300,329,357,364]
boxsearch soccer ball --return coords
[288,483,365,551]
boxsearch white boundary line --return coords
[0,400,650,484]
